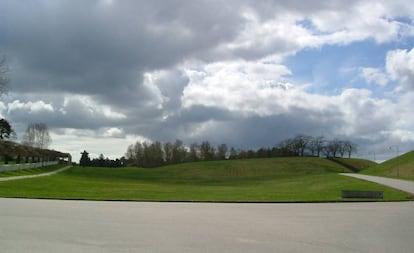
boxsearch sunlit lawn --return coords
[0,158,411,202]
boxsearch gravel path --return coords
[340,173,414,194]
[0,165,72,182]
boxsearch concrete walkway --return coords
[340,173,414,195]
[1,198,414,253]
[0,165,72,182]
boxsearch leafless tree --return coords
[22,123,52,149]
[344,141,357,158]
[309,136,325,157]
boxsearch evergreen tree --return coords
[79,150,91,166]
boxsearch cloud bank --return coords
[0,0,413,161]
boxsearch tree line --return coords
[123,135,357,168]
[79,150,123,167]
[277,135,357,158]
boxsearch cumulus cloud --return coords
[182,60,293,116]
[8,100,54,113]
[360,67,390,86]
[386,47,414,90]
[0,0,413,160]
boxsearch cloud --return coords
[386,47,414,90]
[360,67,390,86]
[102,127,125,138]
[182,60,293,116]
[8,100,54,113]
[0,0,413,161]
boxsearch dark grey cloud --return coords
[0,0,413,162]
[134,103,347,150]
[0,0,249,131]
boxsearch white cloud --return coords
[360,67,390,86]
[8,100,54,113]
[181,58,406,145]
[102,127,125,138]
[62,95,127,121]
[183,60,293,116]
[386,47,414,90]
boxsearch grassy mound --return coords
[0,157,410,202]
[362,150,414,180]
[329,158,377,172]
[0,164,68,177]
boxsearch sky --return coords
[0,0,414,162]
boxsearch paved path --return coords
[340,173,414,194]
[0,165,72,182]
[1,198,414,253]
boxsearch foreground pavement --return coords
[340,173,414,195]
[1,198,414,253]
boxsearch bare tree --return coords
[23,123,52,149]
[293,134,311,156]
[172,139,187,163]
[163,142,174,164]
[216,143,228,160]
[200,141,215,161]
[188,142,200,162]
[344,141,357,158]
[325,139,342,158]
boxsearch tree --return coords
[125,144,134,160]
[309,136,325,157]
[188,142,200,162]
[293,134,311,156]
[325,139,342,158]
[172,139,187,164]
[23,122,51,148]
[163,142,173,164]
[134,141,144,166]
[79,150,91,166]
[278,138,298,156]
[0,118,15,140]
[216,144,228,160]
[344,141,357,158]
[0,56,9,97]
[229,147,238,159]
[200,141,215,161]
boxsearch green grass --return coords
[0,157,411,202]
[0,164,67,178]
[0,161,17,165]
[362,150,414,181]
[330,157,377,172]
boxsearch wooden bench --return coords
[341,190,384,199]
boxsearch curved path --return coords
[1,198,414,253]
[0,165,72,182]
[340,173,414,195]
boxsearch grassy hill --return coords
[329,158,377,172]
[0,157,411,202]
[362,150,414,180]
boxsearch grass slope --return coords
[0,164,68,178]
[362,150,414,180]
[329,158,377,172]
[0,157,410,202]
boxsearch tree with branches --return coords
[22,122,52,149]
[0,118,15,140]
